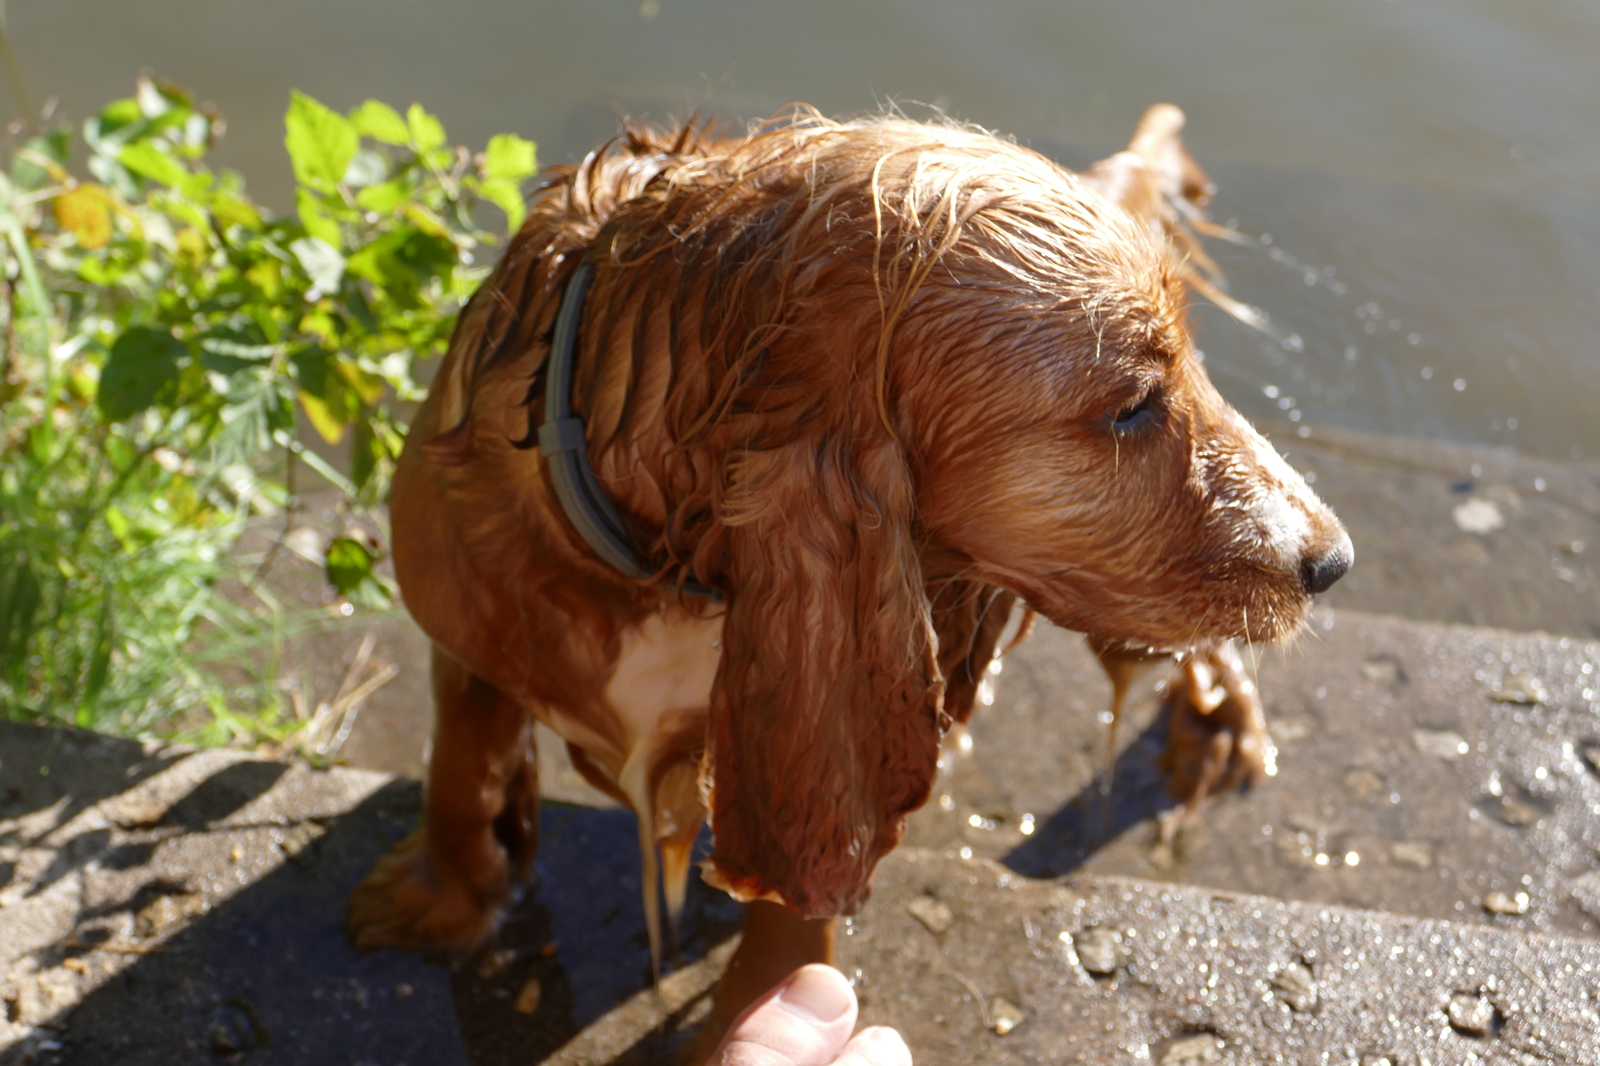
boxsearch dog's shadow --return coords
[456,806,741,1065]
[0,722,736,1066]
[1002,709,1180,879]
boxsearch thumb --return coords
[713,964,860,1066]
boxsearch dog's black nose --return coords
[1300,536,1353,594]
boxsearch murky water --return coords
[5,0,1599,459]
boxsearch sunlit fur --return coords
[373,107,1347,930]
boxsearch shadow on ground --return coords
[1003,710,1182,880]
[0,723,738,1066]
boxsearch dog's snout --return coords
[1299,535,1353,594]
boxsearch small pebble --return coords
[1270,960,1317,1012]
[1580,745,1600,777]
[988,996,1023,1036]
[1484,890,1530,916]
[275,821,326,861]
[1412,729,1468,761]
[1390,841,1433,870]
[907,896,953,935]
[208,1001,260,1054]
[1490,671,1549,705]
[1360,658,1402,685]
[1491,796,1542,828]
[135,892,207,938]
[395,983,414,998]
[1343,769,1383,802]
[1072,928,1126,975]
[1452,497,1503,534]
[1445,992,1495,1035]
[1569,871,1600,919]
[513,978,542,1015]
[1159,1032,1223,1065]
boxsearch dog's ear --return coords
[929,582,1017,729]
[701,435,945,918]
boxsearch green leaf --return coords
[82,98,143,155]
[295,187,342,247]
[325,535,387,602]
[290,236,346,299]
[343,147,387,188]
[285,91,358,190]
[98,326,186,421]
[291,345,341,401]
[81,587,116,709]
[477,177,527,233]
[345,226,457,309]
[13,128,71,190]
[484,133,537,181]
[136,75,191,119]
[119,141,188,187]
[349,100,410,146]
[406,103,446,152]
[0,552,43,687]
[212,370,294,467]
[354,178,408,215]
[299,389,349,444]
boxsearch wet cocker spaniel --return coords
[347,104,1351,1047]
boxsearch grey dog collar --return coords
[537,260,723,601]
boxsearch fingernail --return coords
[776,965,852,1024]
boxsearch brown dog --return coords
[347,104,1351,1047]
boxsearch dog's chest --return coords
[602,608,725,744]
[538,607,723,795]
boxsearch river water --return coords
[5,0,1598,460]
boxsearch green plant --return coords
[0,76,537,742]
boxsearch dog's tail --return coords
[1082,104,1270,334]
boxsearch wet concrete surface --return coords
[1284,426,1600,639]
[4,427,1600,1063]
[0,722,735,1065]
[919,608,1600,939]
[6,687,1598,1064]
[841,849,1600,1066]
[0,725,460,1065]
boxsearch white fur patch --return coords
[1225,413,1322,569]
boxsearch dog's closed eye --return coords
[1108,383,1165,436]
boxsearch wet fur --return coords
[349,104,1348,1041]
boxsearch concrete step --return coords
[4,604,1599,1063]
[6,424,1600,1063]
[1280,425,1600,639]
[918,607,1600,940]
[841,847,1600,1066]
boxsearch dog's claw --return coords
[347,830,501,953]
[1158,641,1274,831]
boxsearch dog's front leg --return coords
[691,901,838,1062]
[1158,640,1275,835]
[347,643,537,952]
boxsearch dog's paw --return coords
[347,830,501,952]
[1158,641,1275,824]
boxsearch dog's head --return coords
[553,109,1348,916]
[899,180,1352,651]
